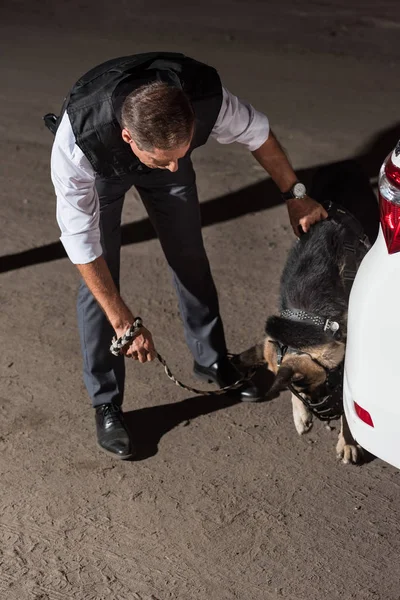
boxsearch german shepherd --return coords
[243,161,379,463]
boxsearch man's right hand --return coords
[115,324,157,363]
[76,257,157,364]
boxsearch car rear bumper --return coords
[343,370,400,469]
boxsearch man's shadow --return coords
[124,359,376,462]
[124,365,275,460]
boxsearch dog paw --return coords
[336,439,363,464]
[291,394,313,435]
[294,412,313,435]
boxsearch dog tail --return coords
[265,315,331,349]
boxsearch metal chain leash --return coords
[110,318,256,396]
[155,351,256,396]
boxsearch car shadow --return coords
[360,449,377,464]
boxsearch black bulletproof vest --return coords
[65,52,223,178]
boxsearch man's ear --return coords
[121,128,132,144]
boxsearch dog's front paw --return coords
[336,438,363,464]
[294,411,313,435]
[291,394,313,435]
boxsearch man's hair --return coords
[121,82,195,151]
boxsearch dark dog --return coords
[260,161,379,463]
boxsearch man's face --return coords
[121,129,191,172]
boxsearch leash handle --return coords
[109,317,143,356]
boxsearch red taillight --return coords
[379,194,400,254]
[354,402,374,427]
[386,158,400,186]
[379,150,400,254]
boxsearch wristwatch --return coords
[281,181,307,201]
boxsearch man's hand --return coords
[251,132,328,236]
[76,257,157,363]
[286,196,328,237]
[115,325,157,363]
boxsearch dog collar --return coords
[280,308,340,336]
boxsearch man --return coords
[49,52,327,460]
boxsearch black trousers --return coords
[77,157,227,407]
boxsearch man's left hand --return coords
[286,196,328,237]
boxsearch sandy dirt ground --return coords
[1,1,400,599]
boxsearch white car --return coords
[344,141,400,469]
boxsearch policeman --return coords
[49,52,327,459]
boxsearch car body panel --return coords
[344,227,400,468]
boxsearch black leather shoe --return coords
[193,356,262,402]
[95,403,134,459]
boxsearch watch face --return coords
[293,182,306,198]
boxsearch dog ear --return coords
[319,341,345,369]
[267,365,294,398]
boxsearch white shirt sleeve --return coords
[211,87,270,152]
[51,112,102,265]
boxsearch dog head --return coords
[264,315,345,401]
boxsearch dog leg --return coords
[336,414,363,464]
[292,393,313,435]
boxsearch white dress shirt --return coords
[51,87,270,264]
